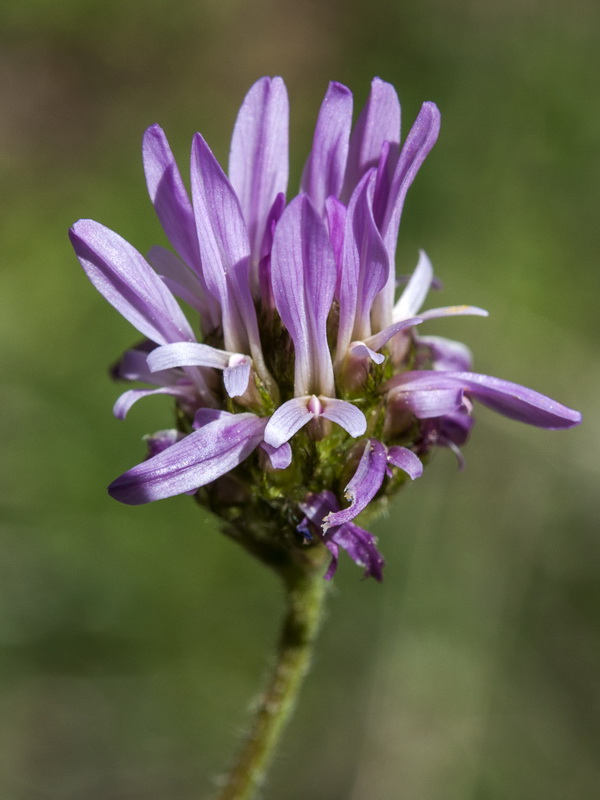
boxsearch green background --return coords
[1,0,598,797]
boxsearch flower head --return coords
[70,77,581,580]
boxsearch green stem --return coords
[214,566,328,800]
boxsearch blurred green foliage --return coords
[0,0,598,797]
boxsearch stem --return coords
[214,566,328,800]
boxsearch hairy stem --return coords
[214,566,328,800]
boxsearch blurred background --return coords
[1,0,598,797]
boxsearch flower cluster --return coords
[70,77,581,580]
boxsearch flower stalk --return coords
[215,559,329,800]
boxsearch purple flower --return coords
[71,76,581,581]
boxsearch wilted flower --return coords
[70,77,581,581]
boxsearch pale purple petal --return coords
[142,124,201,272]
[260,441,293,470]
[325,195,346,295]
[193,408,231,428]
[393,249,434,319]
[337,170,389,357]
[363,316,423,352]
[258,192,286,308]
[263,396,314,448]
[375,103,441,323]
[144,429,183,458]
[70,220,195,345]
[223,358,251,397]
[320,398,367,438]
[147,245,213,319]
[390,371,582,429]
[113,386,191,420]
[387,446,423,479]
[271,195,337,397]
[419,336,473,371]
[190,133,263,361]
[108,413,267,504]
[392,385,465,418]
[147,342,231,372]
[301,82,353,214]
[229,77,289,268]
[342,77,401,202]
[418,305,488,321]
[324,439,387,529]
[348,342,385,365]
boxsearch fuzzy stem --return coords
[214,566,328,800]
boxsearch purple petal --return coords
[298,490,384,581]
[391,371,582,429]
[144,429,183,458]
[375,103,441,322]
[387,446,423,479]
[418,305,488,321]
[142,124,201,273]
[363,316,423,352]
[70,220,195,345]
[337,170,389,357]
[113,385,192,420]
[223,358,251,397]
[324,439,387,529]
[260,441,293,470]
[325,195,346,295]
[301,82,353,214]
[342,77,401,202]
[108,413,266,504]
[258,192,286,307]
[229,77,289,268]
[419,335,473,371]
[190,134,263,362]
[348,342,385,365]
[320,398,367,438]
[147,245,216,323]
[393,249,434,319]
[324,522,385,582]
[271,195,337,397]
[147,342,231,372]
[391,384,465,418]
[263,397,314,448]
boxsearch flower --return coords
[70,77,581,581]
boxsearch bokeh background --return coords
[1,0,598,798]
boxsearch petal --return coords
[144,429,183,458]
[342,77,401,202]
[325,522,385,582]
[363,316,423,352]
[190,133,263,362]
[113,385,191,420]
[142,124,201,273]
[319,397,367,438]
[337,170,389,357]
[147,245,213,320]
[392,385,465,418]
[108,413,266,504]
[324,439,387,529]
[387,446,423,479]
[223,358,251,397]
[263,396,314,448]
[271,194,337,397]
[393,249,434,320]
[70,220,195,345]
[348,342,386,365]
[301,82,353,213]
[419,335,473,371]
[390,371,582,429]
[418,305,488,321]
[375,103,441,323]
[229,77,289,266]
[260,441,293,470]
[147,341,231,372]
